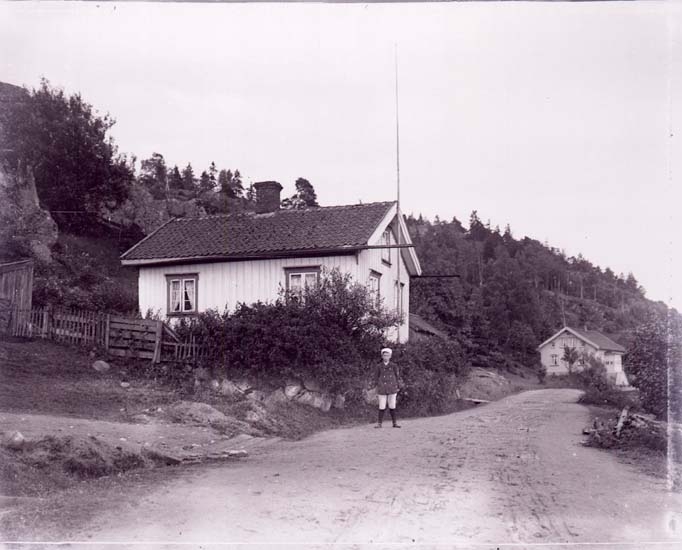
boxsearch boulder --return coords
[333,394,346,410]
[284,382,303,399]
[296,390,317,408]
[459,368,512,402]
[219,379,244,397]
[246,390,267,403]
[296,391,332,412]
[303,378,322,393]
[264,388,288,408]
[315,393,333,413]
[234,379,253,393]
[120,382,131,389]
[1,431,26,450]
[92,360,110,373]
[167,401,231,430]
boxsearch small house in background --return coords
[0,258,34,333]
[120,181,422,342]
[538,326,629,386]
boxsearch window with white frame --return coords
[382,229,392,264]
[285,266,320,297]
[551,354,558,366]
[369,271,381,308]
[166,274,198,315]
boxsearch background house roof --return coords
[409,313,448,340]
[121,202,395,263]
[569,327,626,353]
[538,326,626,353]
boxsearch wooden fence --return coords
[2,305,210,364]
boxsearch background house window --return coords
[551,354,558,366]
[382,230,391,264]
[369,271,381,308]
[166,274,198,315]
[285,266,320,296]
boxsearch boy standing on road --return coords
[374,347,403,428]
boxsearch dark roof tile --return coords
[122,202,394,262]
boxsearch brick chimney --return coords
[253,181,283,214]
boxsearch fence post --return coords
[152,320,163,364]
[104,313,111,353]
[41,306,50,339]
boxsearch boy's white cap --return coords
[380,347,393,356]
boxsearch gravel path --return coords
[22,390,682,548]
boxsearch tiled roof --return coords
[121,202,395,263]
[569,327,626,353]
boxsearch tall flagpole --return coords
[395,43,402,343]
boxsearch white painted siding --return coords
[139,254,359,318]
[356,222,411,343]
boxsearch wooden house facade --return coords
[121,182,422,342]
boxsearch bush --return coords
[576,354,633,410]
[392,338,469,415]
[536,362,547,384]
[175,269,400,392]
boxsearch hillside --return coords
[0,77,674,358]
[406,213,671,370]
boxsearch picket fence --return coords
[4,305,210,364]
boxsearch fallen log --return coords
[615,407,629,438]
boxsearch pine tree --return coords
[168,165,183,190]
[208,162,218,190]
[181,163,195,190]
[198,170,212,193]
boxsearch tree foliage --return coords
[406,211,666,373]
[562,346,580,375]
[1,79,134,229]
[627,311,682,419]
[281,177,319,209]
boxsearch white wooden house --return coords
[538,326,629,386]
[120,181,422,342]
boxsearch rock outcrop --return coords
[0,164,58,262]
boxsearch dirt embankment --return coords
[0,337,359,499]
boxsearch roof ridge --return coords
[169,201,396,222]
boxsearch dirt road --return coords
[32,390,682,548]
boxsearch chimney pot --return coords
[253,181,283,214]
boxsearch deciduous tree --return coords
[2,79,134,229]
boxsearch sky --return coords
[0,1,680,310]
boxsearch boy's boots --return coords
[389,409,401,428]
[375,408,385,428]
